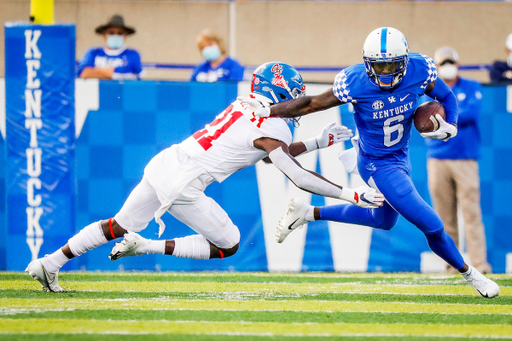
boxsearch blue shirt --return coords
[77,47,143,80]
[333,53,437,158]
[425,77,482,160]
[190,56,244,82]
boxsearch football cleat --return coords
[463,266,500,298]
[276,198,310,243]
[25,258,66,293]
[109,232,151,261]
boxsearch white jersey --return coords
[180,99,292,182]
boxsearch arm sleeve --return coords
[426,78,458,125]
[268,147,343,199]
[77,48,95,77]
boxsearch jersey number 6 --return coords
[383,115,404,147]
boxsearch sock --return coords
[68,221,109,257]
[138,240,165,255]
[461,266,474,279]
[42,249,70,273]
[172,235,211,260]
[304,206,315,222]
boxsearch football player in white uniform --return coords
[26,62,384,292]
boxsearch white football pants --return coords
[114,164,240,249]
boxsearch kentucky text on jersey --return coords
[373,102,413,119]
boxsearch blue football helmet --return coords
[362,27,409,90]
[251,62,306,104]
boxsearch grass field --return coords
[1,271,511,340]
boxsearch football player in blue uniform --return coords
[243,27,499,298]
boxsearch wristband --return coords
[339,187,357,204]
[303,138,319,152]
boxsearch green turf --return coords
[4,309,512,325]
[1,335,507,341]
[2,289,512,305]
[1,271,510,339]
[2,272,510,286]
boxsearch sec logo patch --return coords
[372,100,384,110]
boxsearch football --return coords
[413,101,446,133]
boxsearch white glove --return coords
[303,123,353,152]
[237,96,271,118]
[340,186,385,209]
[420,114,458,142]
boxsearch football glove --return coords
[303,123,353,152]
[340,186,385,209]
[237,96,271,118]
[420,114,458,141]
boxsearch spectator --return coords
[190,29,244,82]
[428,46,491,274]
[489,33,512,83]
[78,15,143,80]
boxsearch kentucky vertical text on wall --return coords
[24,29,44,261]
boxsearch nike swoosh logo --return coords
[400,94,410,101]
[360,193,373,205]
[288,218,300,230]
[43,268,55,284]
[476,288,488,298]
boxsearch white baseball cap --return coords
[434,46,459,65]
[506,33,512,50]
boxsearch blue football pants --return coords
[319,157,465,270]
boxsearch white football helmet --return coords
[362,27,409,90]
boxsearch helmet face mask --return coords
[251,62,306,104]
[362,27,409,90]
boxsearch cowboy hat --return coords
[95,15,135,35]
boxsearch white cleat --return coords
[276,198,310,243]
[463,266,500,298]
[109,232,151,261]
[25,258,66,293]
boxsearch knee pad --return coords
[372,206,399,231]
[424,228,445,239]
[219,243,239,258]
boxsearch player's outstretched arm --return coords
[288,123,353,157]
[254,137,384,208]
[271,88,342,118]
[239,88,343,119]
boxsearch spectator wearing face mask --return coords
[78,15,143,80]
[426,46,491,274]
[489,33,512,83]
[190,29,244,82]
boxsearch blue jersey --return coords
[77,47,143,80]
[425,77,482,160]
[333,53,437,158]
[190,56,245,82]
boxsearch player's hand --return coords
[420,114,458,142]
[340,186,385,209]
[303,123,353,152]
[237,96,271,118]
